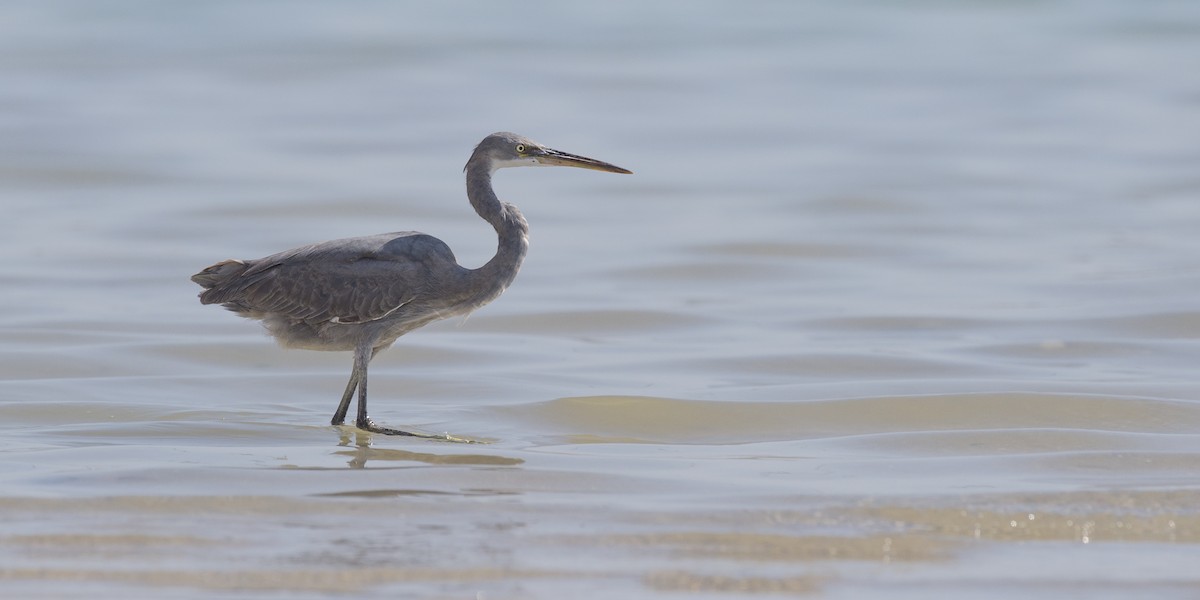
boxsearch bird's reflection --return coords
[336,428,523,470]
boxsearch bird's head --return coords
[467,132,632,175]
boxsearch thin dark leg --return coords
[329,371,359,426]
[350,344,422,437]
[331,346,382,426]
[331,344,474,442]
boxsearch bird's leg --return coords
[329,371,359,426]
[331,346,378,426]
[351,343,422,437]
[339,345,471,441]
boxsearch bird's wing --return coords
[198,233,457,325]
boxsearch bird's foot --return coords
[355,417,479,444]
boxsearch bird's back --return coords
[192,232,472,350]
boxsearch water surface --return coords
[3,1,1200,597]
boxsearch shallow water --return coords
[3,1,1200,597]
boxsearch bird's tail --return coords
[191,259,247,290]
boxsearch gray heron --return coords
[191,132,631,438]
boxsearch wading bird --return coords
[192,132,631,437]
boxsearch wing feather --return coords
[195,232,457,325]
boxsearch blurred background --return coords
[2,1,1200,598]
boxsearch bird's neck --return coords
[466,165,529,296]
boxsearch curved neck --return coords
[465,162,529,296]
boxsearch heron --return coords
[191,132,631,438]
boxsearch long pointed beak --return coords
[535,148,633,174]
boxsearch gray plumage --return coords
[192,132,630,437]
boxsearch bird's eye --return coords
[516,144,526,153]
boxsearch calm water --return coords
[3,1,1200,597]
